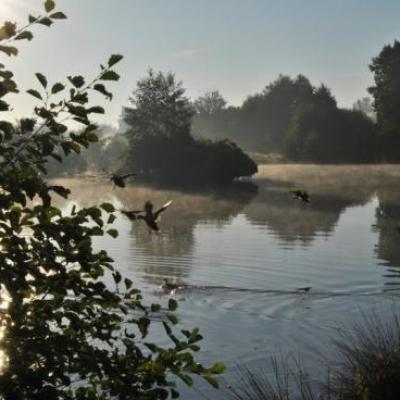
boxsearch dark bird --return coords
[289,190,311,204]
[121,200,173,232]
[110,173,136,188]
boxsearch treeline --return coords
[192,40,400,163]
[49,39,400,179]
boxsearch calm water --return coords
[56,165,400,397]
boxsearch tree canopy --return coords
[122,70,257,184]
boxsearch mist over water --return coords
[55,164,400,398]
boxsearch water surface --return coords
[56,165,400,397]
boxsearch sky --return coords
[2,0,400,127]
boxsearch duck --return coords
[110,173,136,188]
[121,200,173,232]
[289,189,311,204]
[160,279,180,292]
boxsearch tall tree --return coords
[123,69,194,140]
[369,40,400,159]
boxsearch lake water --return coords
[55,165,400,398]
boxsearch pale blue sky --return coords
[3,0,400,127]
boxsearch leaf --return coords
[51,82,64,94]
[28,15,37,23]
[100,70,120,81]
[15,31,33,41]
[209,362,226,374]
[38,17,53,27]
[87,106,104,114]
[177,373,193,387]
[93,84,112,100]
[150,303,161,312]
[68,75,85,88]
[26,89,42,100]
[107,229,118,238]
[0,100,9,111]
[137,317,150,337]
[203,375,219,389]
[100,203,115,213]
[50,12,67,19]
[107,54,123,67]
[0,45,18,57]
[168,298,178,311]
[35,72,47,88]
[44,0,56,13]
[167,314,178,325]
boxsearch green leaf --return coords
[0,100,9,111]
[35,72,47,88]
[50,12,67,19]
[167,314,178,325]
[203,375,219,389]
[100,203,115,213]
[15,31,33,41]
[28,15,37,23]
[51,82,65,94]
[209,362,226,374]
[44,0,56,13]
[93,84,112,100]
[177,373,193,387]
[168,298,178,311]
[150,303,161,312]
[26,89,42,100]
[87,106,104,114]
[0,45,18,57]
[124,278,133,290]
[107,229,118,238]
[137,317,150,337]
[38,17,53,27]
[68,76,85,88]
[107,54,123,67]
[100,70,120,81]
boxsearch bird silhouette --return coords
[121,200,173,232]
[289,190,311,204]
[110,173,136,188]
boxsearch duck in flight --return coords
[289,190,311,204]
[110,173,136,188]
[121,200,173,232]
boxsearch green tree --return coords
[123,69,195,140]
[368,40,400,160]
[0,3,223,399]
[193,90,227,115]
[122,71,257,183]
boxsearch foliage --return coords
[369,40,400,160]
[193,74,380,164]
[123,71,257,184]
[0,3,223,399]
[285,104,378,163]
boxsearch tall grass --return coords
[225,310,400,400]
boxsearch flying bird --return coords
[110,173,136,188]
[121,200,173,232]
[289,190,311,204]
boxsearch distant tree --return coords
[369,40,400,159]
[123,69,194,140]
[123,71,257,183]
[352,97,376,122]
[194,90,227,114]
